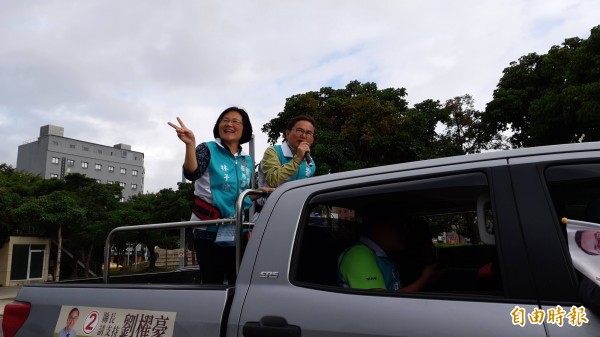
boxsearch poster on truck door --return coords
[53,305,176,337]
[564,218,600,287]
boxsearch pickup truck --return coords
[3,141,600,337]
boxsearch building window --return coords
[82,162,89,169]
[108,181,114,184]
[98,149,103,154]
[66,159,75,167]
[108,166,115,173]
[96,179,101,183]
[132,170,138,176]
[121,150,128,158]
[51,157,60,164]
[120,168,127,175]
[70,144,76,149]
[95,163,102,170]
[10,244,45,280]
[53,141,59,146]
[50,173,59,178]
[132,183,138,190]
[119,182,126,188]
[83,147,89,151]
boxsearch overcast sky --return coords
[1,1,597,194]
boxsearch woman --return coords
[168,107,270,284]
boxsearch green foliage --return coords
[1,166,194,276]
[485,25,600,147]
[264,81,408,174]
[0,164,50,246]
[0,163,46,197]
[108,183,194,269]
[440,95,508,154]
[13,191,86,235]
[262,81,499,174]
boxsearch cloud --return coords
[1,0,598,193]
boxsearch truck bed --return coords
[14,282,234,337]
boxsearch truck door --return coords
[510,160,600,337]
[239,166,547,337]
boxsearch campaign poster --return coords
[565,218,600,287]
[53,305,176,337]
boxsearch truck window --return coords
[545,163,600,223]
[545,163,600,313]
[292,172,505,297]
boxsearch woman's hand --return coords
[168,117,196,146]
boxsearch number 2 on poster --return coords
[83,310,99,334]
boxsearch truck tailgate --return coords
[13,284,233,337]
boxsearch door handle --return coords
[243,316,301,337]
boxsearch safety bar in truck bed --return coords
[103,189,268,283]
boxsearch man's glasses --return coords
[294,128,314,137]
[220,118,242,126]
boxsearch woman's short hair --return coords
[212,107,253,144]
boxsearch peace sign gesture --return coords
[168,117,196,146]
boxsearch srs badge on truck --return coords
[260,271,280,278]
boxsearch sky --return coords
[1,1,598,194]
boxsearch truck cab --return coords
[239,141,600,337]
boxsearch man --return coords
[259,115,317,188]
[254,116,317,219]
[575,230,600,255]
[577,199,600,314]
[57,307,79,337]
[338,208,439,292]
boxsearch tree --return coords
[13,191,86,281]
[484,25,600,147]
[440,94,508,154]
[109,183,193,270]
[1,165,195,278]
[0,164,51,247]
[263,81,415,173]
[62,173,123,277]
[262,81,501,173]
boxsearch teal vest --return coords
[274,145,316,182]
[205,142,253,218]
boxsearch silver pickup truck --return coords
[3,142,600,337]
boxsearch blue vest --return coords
[374,253,402,291]
[205,142,253,218]
[274,144,316,182]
